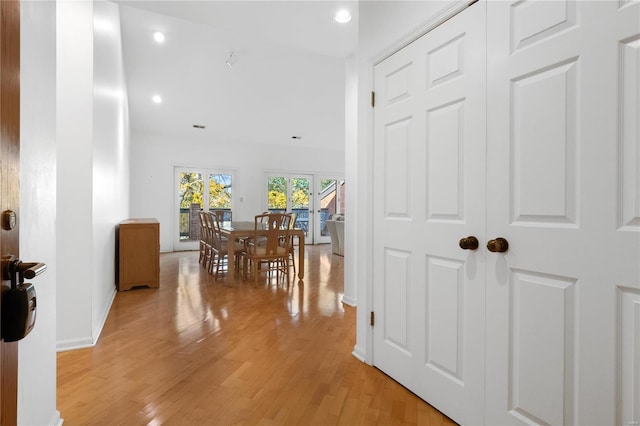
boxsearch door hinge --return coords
[371,91,375,108]
[370,311,375,326]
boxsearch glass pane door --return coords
[290,177,311,239]
[177,169,204,250]
[267,176,287,213]
[266,173,313,243]
[316,177,345,244]
[209,173,233,221]
[175,167,235,251]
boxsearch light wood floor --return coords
[57,245,455,425]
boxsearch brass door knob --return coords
[487,238,509,253]
[459,236,479,250]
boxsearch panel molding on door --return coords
[618,34,640,231]
[485,1,640,424]
[372,0,640,425]
[372,2,486,424]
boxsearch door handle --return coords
[2,256,47,280]
[487,238,509,253]
[18,262,47,279]
[459,236,479,250]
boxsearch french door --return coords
[174,167,235,251]
[316,177,345,244]
[266,173,314,243]
[372,1,640,425]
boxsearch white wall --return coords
[56,0,130,351]
[56,0,94,348]
[130,129,344,252]
[352,0,463,362]
[92,0,130,343]
[19,1,60,424]
[342,53,357,307]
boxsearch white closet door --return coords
[372,3,486,424]
[485,1,640,424]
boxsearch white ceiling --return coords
[114,1,358,147]
[115,1,359,58]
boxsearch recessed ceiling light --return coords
[152,95,162,104]
[334,10,352,24]
[153,31,165,43]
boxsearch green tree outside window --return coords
[179,172,204,208]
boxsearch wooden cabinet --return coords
[117,218,159,291]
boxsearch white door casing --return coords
[372,3,486,424]
[485,1,640,425]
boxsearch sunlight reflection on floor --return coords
[170,246,343,342]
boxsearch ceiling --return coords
[115,1,359,58]
[113,1,358,147]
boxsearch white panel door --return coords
[486,1,640,424]
[372,3,486,424]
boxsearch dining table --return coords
[219,221,306,280]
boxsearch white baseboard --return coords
[92,287,117,344]
[56,336,95,352]
[50,410,63,426]
[341,295,357,307]
[352,345,367,363]
[56,288,116,352]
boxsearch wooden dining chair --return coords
[285,212,297,275]
[212,209,231,223]
[209,212,244,279]
[198,210,207,265]
[243,213,292,285]
[198,210,213,268]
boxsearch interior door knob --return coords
[459,236,479,250]
[487,238,509,253]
